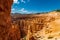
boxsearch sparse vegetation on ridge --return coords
[55,10,60,12]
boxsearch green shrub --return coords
[55,10,60,12]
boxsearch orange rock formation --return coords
[0,0,21,40]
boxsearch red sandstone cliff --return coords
[0,0,21,40]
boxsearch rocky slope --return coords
[12,11,60,40]
[31,12,60,40]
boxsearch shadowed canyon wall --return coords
[0,0,21,40]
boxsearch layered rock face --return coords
[0,0,21,40]
[0,0,13,27]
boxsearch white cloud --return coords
[13,0,30,4]
[11,8,16,13]
[21,0,26,3]
[19,8,31,13]
[13,0,19,4]
[11,8,32,13]
[20,8,28,13]
[20,0,30,3]
[11,8,15,11]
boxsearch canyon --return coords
[0,0,60,40]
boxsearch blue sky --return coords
[11,0,60,14]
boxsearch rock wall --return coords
[0,0,21,40]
